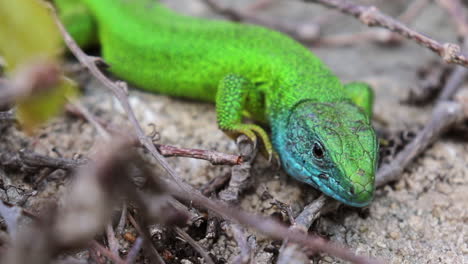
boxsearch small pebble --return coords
[389,231,400,240]
[432,207,441,218]
[435,183,451,194]
[377,241,387,248]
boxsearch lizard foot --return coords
[224,123,274,161]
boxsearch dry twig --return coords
[376,101,464,186]
[317,0,431,46]
[175,227,215,264]
[125,237,144,264]
[439,66,468,102]
[399,0,432,24]
[305,0,468,67]
[116,203,128,235]
[106,224,120,255]
[66,103,242,165]
[91,240,125,264]
[219,135,256,204]
[436,0,468,101]
[229,224,255,264]
[201,0,335,44]
[0,149,87,171]
[127,213,166,264]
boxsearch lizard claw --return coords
[224,123,273,161]
[268,151,281,169]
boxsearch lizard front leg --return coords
[216,74,274,160]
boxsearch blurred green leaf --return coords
[0,0,61,72]
[0,0,80,133]
[17,76,78,133]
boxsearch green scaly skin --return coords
[55,0,379,207]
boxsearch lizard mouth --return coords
[304,167,372,207]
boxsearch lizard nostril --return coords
[349,186,355,195]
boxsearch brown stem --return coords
[436,0,468,101]
[175,227,215,264]
[124,237,143,264]
[376,101,464,186]
[305,0,468,66]
[65,103,242,165]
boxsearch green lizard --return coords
[55,0,379,207]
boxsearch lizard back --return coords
[80,0,346,113]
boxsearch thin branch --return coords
[0,149,87,171]
[291,195,331,232]
[315,0,430,47]
[175,227,215,264]
[438,66,468,102]
[116,203,128,235]
[436,0,468,36]
[200,172,231,196]
[436,0,468,101]
[90,240,125,264]
[219,135,256,204]
[277,195,337,262]
[69,101,110,139]
[376,101,464,186]
[127,213,166,264]
[316,29,401,46]
[155,144,242,165]
[201,0,247,21]
[304,0,468,67]
[399,0,432,24]
[66,103,242,165]
[246,0,274,12]
[229,224,254,264]
[201,0,334,44]
[125,237,143,264]
[106,224,119,255]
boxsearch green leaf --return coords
[16,76,79,133]
[0,0,61,72]
[0,0,81,133]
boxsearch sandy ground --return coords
[1,0,467,263]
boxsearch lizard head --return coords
[278,100,378,207]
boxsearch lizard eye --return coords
[313,142,325,159]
